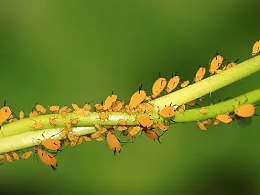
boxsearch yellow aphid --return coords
[83,135,91,142]
[252,40,260,56]
[103,94,117,110]
[83,104,91,111]
[106,131,121,154]
[234,104,256,118]
[21,151,33,160]
[129,85,146,108]
[33,122,44,129]
[49,118,57,125]
[199,109,208,114]
[138,103,154,113]
[71,103,80,110]
[128,126,142,138]
[159,105,176,118]
[11,151,19,160]
[60,128,67,137]
[19,111,25,120]
[165,75,180,93]
[96,137,104,141]
[213,119,220,125]
[5,153,12,163]
[178,105,186,113]
[181,80,189,88]
[74,108,89,115]
[49,105,60,113]
[0,154,5,163]
[71,118,79,125]
[202,119,213,125]
[77,136,84,145]
[91,130,106,139]
[136,115,153,127]
[111,101,124,112]
[197,121,207,130]
[117,126,127,131]
[156,123,170,131]
[152,77,167,98]
[59,106,70,117]
[124,104,133,114]
[70,140,78,147]
[209,54,224,74]
[118,119,127,125]
[29,110,38,118]
[216,114,232,123]
[67,132,76,141]
[0,102,12,126]
[194,67,206,82]
[99,112,109,120]
[95,104,104,112]
[36,104,46,114]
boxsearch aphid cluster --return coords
[0,40,259,170]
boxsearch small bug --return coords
[129,85,146,109]
[216,114,232,123]
[83,135,91,142]
[19,111,25,120]
[37,148,58,171]
[137,103,154,113]
[117,126,128,131]
[159,105,176,118]
[136,115,153,127]
[0,101,12,127]
[181,80,189,88]
[0,155,5,163]
[83,103,91,111]
[49,118,57,125]
[49,105,60,113]
[95,103,104,112]
[202,119,213,125]
[71,103,80,110]
[96,137,104,141]
[199,109,208,114]
[33,122,44,129]
[29,110,38,118]
[103,92,117,110]
[194,67,206,82]
[252,40,260,56]
[165,75,180,93]
[144,129,160,142]
[234,104,256,118]
[128,126,142,138]
[99,113,109,120]
[5,153,12,162]
[111,101,124,112]
[77,136,84,145]
[118,119,127,125]
[36,104,46,114]
[209,53,224,74]
[151,76,167,98]
[156,123,170,131]
[106,131,121,155]
[67,132,76,141]
[213,119,220,125]
[11,151,19,160]
[197,121,207,130]
[21,151,33,159]
[41,139,61,150]
[186,100,197,107]
[70,118,79,125]
[178,105,186,113]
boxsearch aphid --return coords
[186,100,197,107]
[19,111,25,120]
[216,114,232,123]
[159,105,176,118]
[95,103,104,112]
[74,108,89,115]
[156,123,170,131]
[49,105,60,113]
[8,116,18,123]
[138,103,154,113]
[111,101,124,112]
[136,115,153,127]
[99,112,109,120]
[64,139,70,146]
[209,53,224,74]
[67,132,76,141]
[21,151,33,159]
[129,85,146,108]
[36,104,46,114]
[37,149,58,170]
[124,104,133,114]
[197,121,207,130]
[5,153,12,163]
[252,40,260,56]
[70,118,79,125]
[59,106,71,117]
[70,137,79,147]
[41,139,61,150]
[91,126,107,138]
[224,58,239,70]
[118,119,127,125]
[83,103,91,111]
[202,119,213,125]
[96,137,104,141]
[144,129,160,141]
[213,119,220,125]
[199,109,208,114]
[103,93,117,110]
[165,75,180,93]
[106,131,121,155]
[151,77,167,98]
[128,126,142,138]
[83,135,91,142]
[117,126,128,131]
[181,80,189,88]
[194,67,206,82]
[29,110,38,118]
[11,151,19,160]
[77,136,84,145]
[178,105,186,113]
[33,122,44,129]
[49,118,57,125]
[234,104,256,118]
[71,103,80,110]
[0,101,12,125]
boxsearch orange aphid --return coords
[165,75,180,93]
[49,105,60,113]
[129,85,147,108]
[234,104,256,118]
[74,108,89,115]
[159,105,176,118]
[83,103,91,111]
[194,67,206,82]
[144,129,160,141]
[128,126,142,138]
[49,118,57,125]
[71,103,80,110]
[111,101,124,112]
[70,139,78,147]
[117,126,128,131]
[21,151,33,159]
[67,132,76,141]
[0,154,5,163]
[11,151,19,160]
[216,114,232,123]
[77,136,84,145]
[95,103,104,112]
[138,103,154,113]
[29,110,38,118]
[136,115,153,127]
[71,118,79,125]
[213,119,220,125]
[99,112,109,120]
[83,135,91,142]
[91,126,107,138]
[0,101,12,126]
[186,100,197,107]
[209,54,224,74]
[224,58,239,70]
[103,93,117,110]
[152,77,167,98]
[106,131,121,155]
[118,119,127,125]
[5,153,12,162]
[33,122,44,129]
[59,106,71,117]
[19,111,25,120]
[178,104,186,113]
[8,116,18,123]
[252,40,260,56]
[199,109,208,114]
[42,139,61,150]
[202,119,213,125]
[36,104,46,114]
[96,137,104,141]
[181,80,189,88]
[37,149,58,170]
[197,121,207,130]
[156,123,170,131]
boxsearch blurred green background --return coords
[0,0,260,194]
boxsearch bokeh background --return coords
[0,0,260,194]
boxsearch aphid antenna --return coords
[157,138,161,144]
[158,72,161,78]
[234,58,239,63]
[3,100,6,106]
